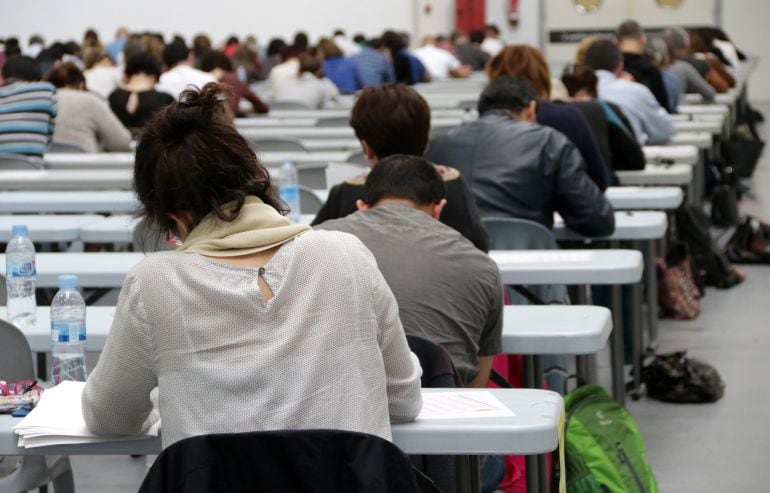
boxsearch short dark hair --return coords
[617,20,644,41]
[333,29,345,37]
[470,30,485,44]
[350,84,431,158]
[561,64,598,98]
[163,40,190,67]
[477,76,537,115]
[300,56,322,75]
[293,32,309,50]
[353,34,366,44]
[134,83,284,236]
[266,38,287,57]
[583,39,623,72]
[364,155,445,207]
[1,55,41,81]
[43,62,85,88]
[125,52,164,78]
[200,50,233,72]
[485,24,500,35]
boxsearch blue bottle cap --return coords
[11,224,28,236]
[57,275,78,289]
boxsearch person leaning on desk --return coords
[80,82,423,449]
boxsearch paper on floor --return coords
[417,391,515,420]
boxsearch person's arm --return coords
[468,273,503,388]
[683,63,716,101]
[551,136,615,237]
[368,250,423,423]
[93,97,132,151]
[647,67,672,113]
[569,108,611,192]
[82,273,157,436]
[637,87,675,145]
[240,81,270,114]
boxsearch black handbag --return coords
[710,184,739,227]
[726,216,770,263]
[641,351,725,403]
[721,123,766,179]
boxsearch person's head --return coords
[333,29,345,37]
[134,83,283,241]
[28,35,45,48]
[225,36,239,47]
[192,34,212,59]
[124,52,164,81]
[451,31,469,45]
[163,40,191,68]
[318,38,343,59]
[350,84,431,164]
[123,34,147,61]
[687,29,709,54]
[83,29,101,49]
[115,27,129,40]
[616,20,646,51]
[281,44,304,62]
[4,38,21,58]
[266,38,287,58]
[663,27,690,56]
[1,55,41,83]
[44,62,86,89]
[575,36,597,64]
[353,34,366,45]
[561,64,598,99]
[293,32,309,51]
[299,56,323,77]
[583,39,624,75]
[477,75,538,122]
[486,44,551,100]
[200,50,233,78]
[469,30,485,45]
[83,48,113,69]
[485,24,500,39]
[381,30,407,52]
[646,36,671,68]
[357,154,446,219]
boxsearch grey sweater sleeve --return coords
[82,273,157,436]
[93,97,132,151]
[683,63,716,102]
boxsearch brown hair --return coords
[134,83,284,236]
[486,45,551,100]
[575,36,597,64]
[561,64,598,98]
[317,38,343,59]
[43,62,86,89]
[350,84,431,158]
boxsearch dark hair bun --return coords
[155,82,231,137]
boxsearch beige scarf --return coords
[178,196,310,257]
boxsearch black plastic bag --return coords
[641,351,725,403]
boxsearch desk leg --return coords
[645,240,659,351]
[574,286,597,385]
[523,355,548,493]
[629,241,644,400]
[610,284,626,405]
[36,352,47,381]
[469,456,480,493]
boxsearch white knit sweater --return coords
[82,230,423,448]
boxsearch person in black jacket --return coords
[311,83,489,251]
[425,76,615,238]
[617,20,672,113]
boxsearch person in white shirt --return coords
[156,40,216,99]
[272,56,339,109]
[268,44,303,88]
[413,37,471,80]
[83,48,122,99]
[584,39,674,145]
[333,29,361,57]
[480,25,504,58]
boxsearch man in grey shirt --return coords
[315,155,503,387]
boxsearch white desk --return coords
[673,120,723,136]
[604,187,683,210]
[0,215,104,242]
[668,131,712,149]
[616,163,693,186]
[44,153,134,168]
[0,169,133,191]
[553,211,667,242]
[643,145,699,165]
[0,191,138,214]
[0,252,144,288]
[263,108,472,119]
[79,215,138,243]
[0,388,562,456]
[3,306,115,352]
[235,116,465,129]
[43,152,353,169]
[677,104,730,117]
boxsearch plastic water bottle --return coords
[50,275,87,384]
[5,224,37,329]
[278,158,301,223]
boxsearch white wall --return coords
[722,0,770,102]
[486,0,541,46]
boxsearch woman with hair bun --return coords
[81,83,422,449]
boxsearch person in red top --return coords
[200,50,269,116]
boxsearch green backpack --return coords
[561,385,659,493]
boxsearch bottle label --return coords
[51,320,86,342]
[279,185,300,204]
[7,260,36,278]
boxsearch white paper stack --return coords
[417,391,516,420]
[12,381,159,448]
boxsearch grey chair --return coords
[482,216,570,304]
[298,185,323,215]
[269,101,313,110]
[315,116,350,127]
[0,320,75,493]
[47,141,86,153]
[251,137,309,152]
[345,150,368,165]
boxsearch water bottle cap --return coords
[57,275,78,289]
[11,224,28,236]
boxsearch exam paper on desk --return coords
[417,391,515,420]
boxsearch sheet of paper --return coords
[325,162,367,188]
[417,391,515,420]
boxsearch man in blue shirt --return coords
[355,38,395,87]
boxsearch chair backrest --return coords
[482,216,558,251]
[0,320,35,382]
[270,100,313,110]
[345,150,367,165]
[139,430,421,493]
[406,335,460,388]
[298,185,323,215]
[47,141,86,153]
[0,154,44,170]
[251,137,309,152]
[315,116,350,127]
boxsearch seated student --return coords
[316,155,502,387]
[413,36,471,80]
[81,83,422,448]
[82,48,121,99]
[0,55,57,159]
[271,56,339,109]
[561,64,646,172]
[584,39,675,145]
[355,38,396,87]
[200,50,269,116]
[616,20,672,113]
[454,31,490,71]
[156,39,217,99]
[486,45,611,191]
[687,29,735,92]
[317,38,362,94]
[311,83,488,251]
[44,62,132,152]
[425,76,615,238]
[663,27,719,99]
[108,52,174,136]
